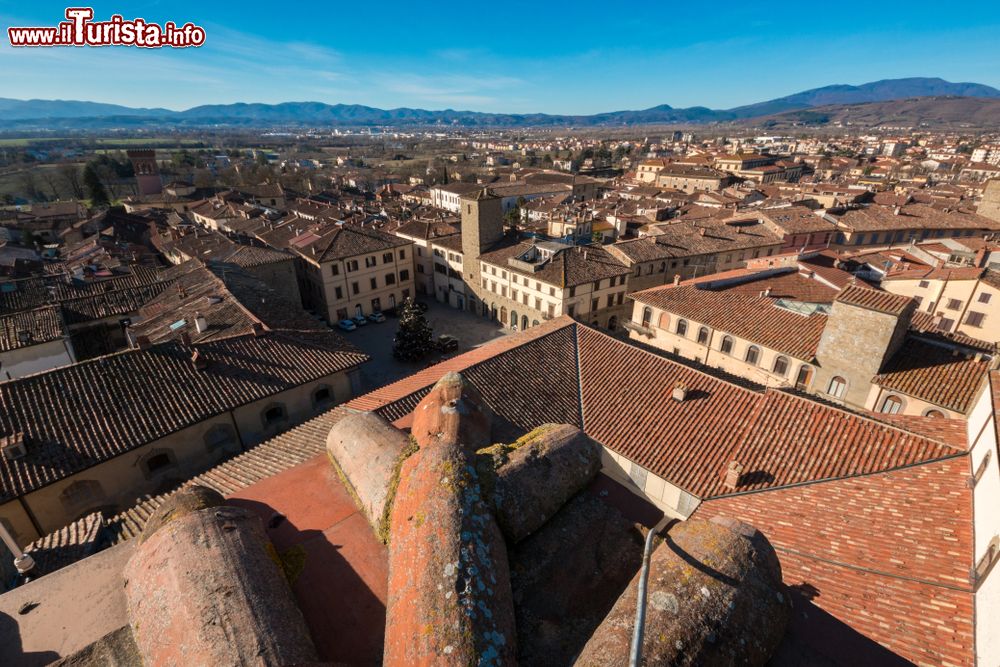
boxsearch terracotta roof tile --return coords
[835,283,913,315]
[0,334,368,503]
[694,456,974,666]
[874,338,990,413]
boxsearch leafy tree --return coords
[392,298,434,361]
[83,164,110,206]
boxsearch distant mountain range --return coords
[1,78,998,129]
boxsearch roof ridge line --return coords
[766,387,968,451]
[704,451,968,501]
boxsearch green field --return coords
[0,137,207,147]
[0,138,69,147]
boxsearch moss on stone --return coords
[280,544,308,584]
[377,436,420,544]
[327,449,367,521]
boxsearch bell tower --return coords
[127,149,163,196]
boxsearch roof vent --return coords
[194,312,208,334]
[1,433,27,461]
[672,382,688,402]
[723,461,743,491]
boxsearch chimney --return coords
[194,312,208,334]
[723,461,743,491]
[1,433,27,461]
[699,227,706,236]
[191,349,208,370]
[673,274,681,286]
[671,381,688,402]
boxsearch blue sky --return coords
[1,1,998,113]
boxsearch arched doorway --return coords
[521,315,528,330]
[510,310,518,329]
[500,306,507,323]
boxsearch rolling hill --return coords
[0,78,998,129]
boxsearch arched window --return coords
[204,423,238,451]
[60,479,105,511]
[658,262,666,273]
[500,306,507,323]
[521,315,528,330]
[697,326,710,345]
[262,404,288,428]
[312,385,335,411]
[773,356,789,377]
[745,346,760,365]
[641,307,652,328]
[924,409,945,419]
[795,365,814,390]
[880,395,904,415]
[828,376,847,399]
[676,319,688,336]
[510,310,519,327]
[720,335,734,355]
[145,453,172,473]
[139,448,177,478]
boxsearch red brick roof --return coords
[347,319,964,500]
[835,283,913,315]
[874,338,990,413]
[631,280,828,360]
[694,455,974,666]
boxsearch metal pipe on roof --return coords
[628,516,671,667]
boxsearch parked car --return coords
[367,311,386,323]
[352,315,368,327]
[436,334,459,352]
[337,319,357,331]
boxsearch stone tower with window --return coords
[460,188,504,307]
[127,149,163,196]
[813,285,914,409]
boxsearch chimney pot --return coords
[724,461,743,491]
[672,381,688,402]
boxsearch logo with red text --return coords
[8,8,206,48]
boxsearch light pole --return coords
[0,522,35,578]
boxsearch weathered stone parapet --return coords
[326,410,414,541]
[383,373,516,666]
[123,486,318,667]
[486,423,603,543]
[575,516,790,667]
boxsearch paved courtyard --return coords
[342,300,512,393]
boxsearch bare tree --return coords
[58,163,85,199]
[38,169,62,200]
[16,170,41,202]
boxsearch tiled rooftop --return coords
[0,333,368,504]
[694,455,974,666]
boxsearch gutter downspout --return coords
[629,516,672,666]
